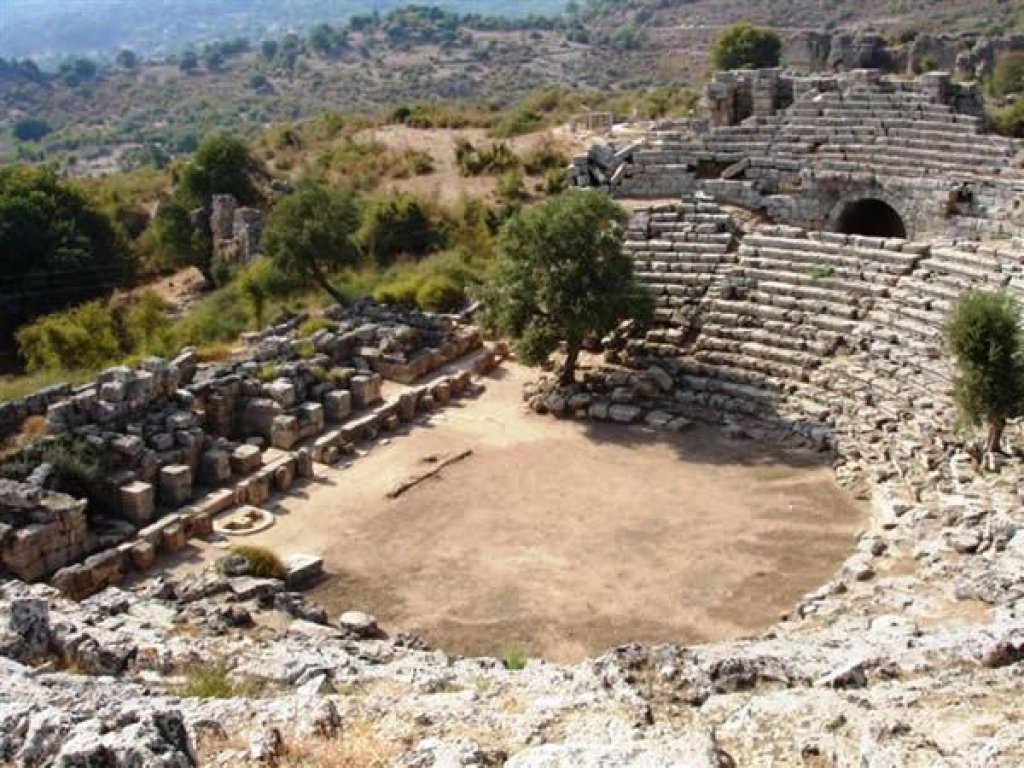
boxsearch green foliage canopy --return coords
[356,191,440,265]
[710,22,782,70]
[177,133,263,208]
[0,166,132,347]
[262,181,362,305]
[945,290,1024,451]
[484,190,652,384]
[992,52,1024,97]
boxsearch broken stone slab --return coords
[338,610,381,638]
[284,554,324,588]
[228,576,284,601]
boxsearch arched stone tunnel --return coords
[834,198,908,238]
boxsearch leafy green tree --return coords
[0,166,132,350]
[710,22,781,70]
[945,291,1024,454]
[179,50,198,72]
[992,52,1024,97]
[356,191,439,266]
[262,181,362,305]
[150,198,213,281]
[116,49,138,69]
[484,190,652,385]
[12,118,52,142]
[177,133,262,208]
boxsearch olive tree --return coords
[484,190,652,386]
[261,181,361,305]
[945,290,1024,454]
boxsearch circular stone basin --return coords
[227,365,867,662]
[213,505,276,537]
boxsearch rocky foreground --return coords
[2,431,1023,768]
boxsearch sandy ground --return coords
[165,362,866,663]
[353,125,589,204]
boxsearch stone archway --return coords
[831,197,908,238]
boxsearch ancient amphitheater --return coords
[2,69,1024,766]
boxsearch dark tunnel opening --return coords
[835,198,907,238]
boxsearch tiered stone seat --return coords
[624,197,738,351]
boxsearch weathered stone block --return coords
[270,415,300,450]
[324,390,352,423]
[118,481,154,525]
[350,374,382,409]
[129,540,156,570]
[266,378,296,407]
[199,449,231,485]
[230,444,262,475]
[158,464,193,507]
[298,402,325,438]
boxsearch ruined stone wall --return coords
[0,304,495,596]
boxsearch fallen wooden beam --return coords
[386,449,473,499]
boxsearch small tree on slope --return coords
[944,290,1024,455]
[483,190,652,386]
[262,181,361,306]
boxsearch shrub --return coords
[544,168,569,195]
[416,275,466,313]
[16,301,123,373]
[495,171,527,204]
[522,141,569,175]
[502,647,527,671]
[357,191,440,266]
[710,22,782,70]
[992,101,1024,138]
[373,278,421,308]
[229,545,287,579]
[181,663,253,698]
[992,52,1024,97]
[123,290,172,355]
[42,437,113,517]
[298,317,337,337]
[172,284,251,347]
[295,339,316,359]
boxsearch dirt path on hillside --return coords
[166,363,866,663]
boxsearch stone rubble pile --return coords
[0,304,499,599]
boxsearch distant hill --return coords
[0,0,566,61]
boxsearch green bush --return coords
[181,663,255,698]
[522,141,569,175]
[710,22,782,70]
[416,275,466,313]
[42,437,113,517]
[373,277,421,308]
[16,301,123,373]
[993,101,1024,138]
[502,647,527,671]
[992,52,1024,97]
[123,290,172,355]
[357,191,441,266]
[544,168,569,195]
[229,545,287,579]
[496,171,527,204]
[298,317,337,337]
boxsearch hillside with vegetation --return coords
[3,0,1021,171]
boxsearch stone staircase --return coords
[624,195,739,353]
